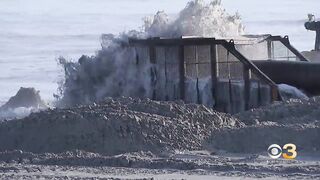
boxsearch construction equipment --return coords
[305,14,320,51]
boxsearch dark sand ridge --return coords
[207,97,320,153]
[0,97,241,155]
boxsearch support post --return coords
[149,46,156,64]
[179,45,185,100]
[149,46,157,99]
[243,67,251,110]
[271,85,278,102]
[258,81,262,106]
[210,44,218,108]
[228,79,233,113]
[267,41,272,60]
[196,78,201,104]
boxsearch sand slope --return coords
[0,97,240,155]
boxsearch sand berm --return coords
[0,97,319,155]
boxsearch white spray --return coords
[57,0,244,106]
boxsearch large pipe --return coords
[253,60,320,95]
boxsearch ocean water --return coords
[0,0,319,104]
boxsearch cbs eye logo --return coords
[268,144,297,159]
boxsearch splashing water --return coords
[57,0,244,106]
[278,84,309,100]
[144,0,243,38]
[0,87,48,120]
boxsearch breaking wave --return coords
[56,0,244,106]
[0,87,48,121]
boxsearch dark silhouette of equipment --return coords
[305,14,320,51]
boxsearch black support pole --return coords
[210,44,218,108]
[243,66,250,110]
[149,46,156,64]
[267,41,272,60]
[179,45,185,100]
[149,46,157,100]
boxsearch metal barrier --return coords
[129,37,279,112]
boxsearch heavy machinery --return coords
[305,14,320,51]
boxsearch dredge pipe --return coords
[253,60,320,95]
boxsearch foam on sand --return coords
[278,84,308,100]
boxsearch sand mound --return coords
[2,95,319,155]
[0,97,241,155]
[236,97,320,125]
[206,97,320,153]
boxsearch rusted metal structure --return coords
[128,34,320,113]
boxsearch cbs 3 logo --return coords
[268,144,297,159]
